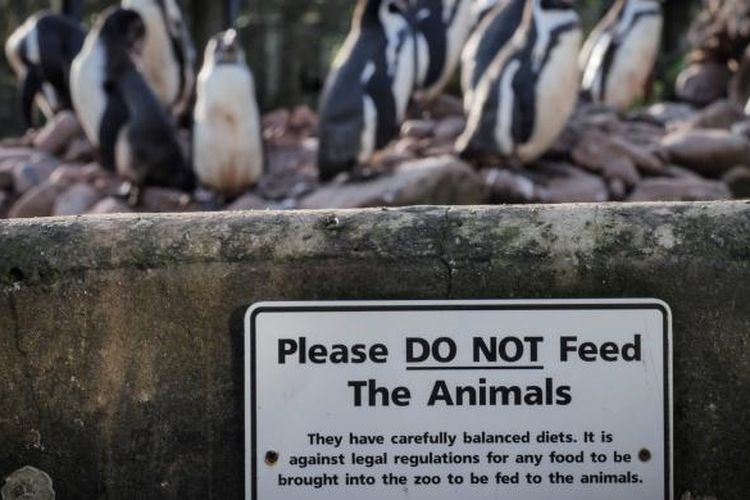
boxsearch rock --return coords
[0,162,15,191]
[637,102,697,127]
[53,183,103,216]
[678,99,745,131]
[423,94,464,118]
[8,180,66,218]
[421,143,456,157]
[532,162,610,204]
[666,165,705,181]
[393,137,423,157]
[227,192,269,211]
[288,105,318,135]
[433,116,467,142]
[0,147,36,163]
[12,156,60,194]
[629,178,732,202]
[139,187,195,212]
[32,110,83,156]
[1,466,55,500]
[731,119,750,139]
[601,156,641,189]
[0,191,13,218]
[572,130,664,175]
[49,163,111,187]
[300,156,488,209]
[262,109,291,142]
[401,120,436,139]
[660,129,750,176]
[675,62,730,106]
[723,165,750,198]
[484,169,537,204]
[62,136,96,163]
[87,197,134,214]
[370,148,415,168]
[607,136,665,175]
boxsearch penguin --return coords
[121,0,196,118]
[411,0,475,101]
[72,8,194,191]
[460,0,526,111]
[456,0,582,164]
[4,11,85,127]
[193,30,264,198]
[71,7,133,170]
[318,0,417,181]
[580,0,663,112]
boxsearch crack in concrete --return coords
[439,207,455,298]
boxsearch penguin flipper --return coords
[19,70,42,128]
[99,96,129,172]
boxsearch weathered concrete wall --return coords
[0,202,748,499]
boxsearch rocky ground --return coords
[1,95,749,219]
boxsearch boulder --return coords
[433,116,467,142]
[32,111,83,156]
[300,156,488,209]
[629,178,732,202]
[87,197,134,215]
[484,169,537,204]
[723,165,750,198]
[12,156,60,194]
[53,183,103,216]
[139,188,195,212]
[660,129,750,176]
[8,180,66,218]
[227,192,270,211]
[401,120,436,139]
[637,102,697,127]
[678,99,745,131]
[529,162,610,204]
[675,62,730,106]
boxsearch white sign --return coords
[244,300,673,500]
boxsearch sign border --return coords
[244,299,673,500]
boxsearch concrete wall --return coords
[0,202,748,499]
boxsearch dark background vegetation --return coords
[1,0,701,137]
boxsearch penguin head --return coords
[97,8,147,57]
[355,0,411,30]
[205,29,246,66]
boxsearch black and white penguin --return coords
[4,11,85,126]
[193,30,264,198]
[318,0,417,181]
[460,0,526,111]
[72,8,194,190]
[580,0,662,111]
[71,7,131,170]
[456,0,582,164]
[412,0,475,101]
[121,0,196,118]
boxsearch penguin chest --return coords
[602,16,663,111]
[70,41,107,146]
[516,29,581,163]
[193,68,264,194]
[139,10,182,107]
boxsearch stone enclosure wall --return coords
[0,202,748,499]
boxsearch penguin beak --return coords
[223,29,239,47]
